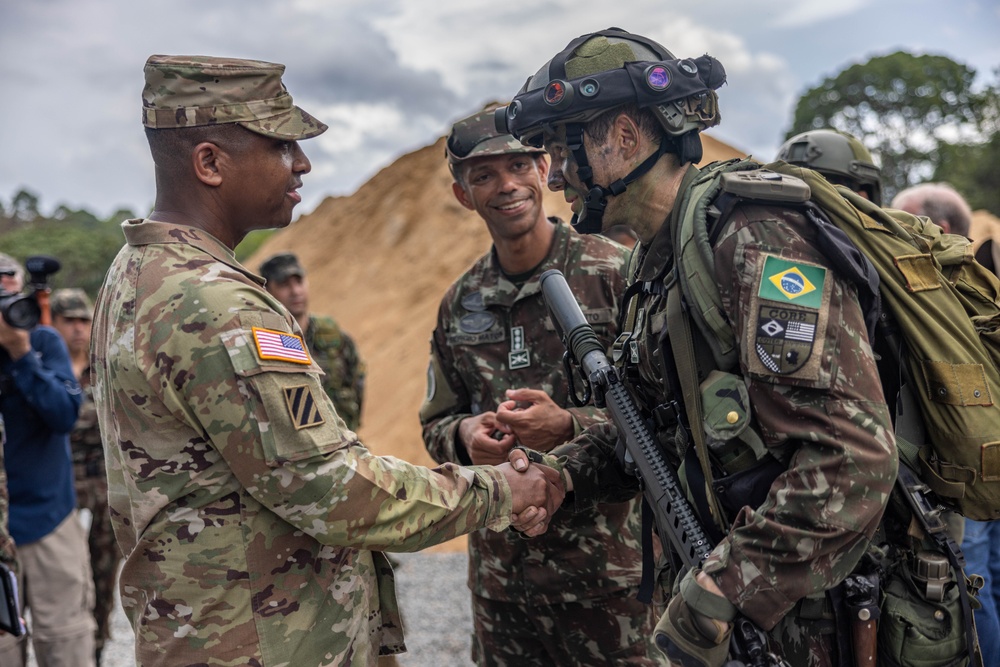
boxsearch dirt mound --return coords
[248,133,743,551]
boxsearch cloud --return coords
[766,0,870,29]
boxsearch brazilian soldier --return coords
[260,252,366,430]
[51,288,122,666]
[776,128,883,204]
[494,28,923,666]
[0,261,19,581]
[90,54,565,667]
[420,106,657,665]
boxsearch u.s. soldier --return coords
[498,28,904,666]
[90,54,564,666]
[259,252,366,431]
[420,106,656,665]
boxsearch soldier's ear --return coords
[191,142,224,187]
[452,182,475,211]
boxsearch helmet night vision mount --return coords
[495,27,726,233]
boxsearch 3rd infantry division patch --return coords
[283,385,325,429]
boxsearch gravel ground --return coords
[32,551,474,667]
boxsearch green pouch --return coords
[878,559,967,667]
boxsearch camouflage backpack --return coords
[672,158,1000,521]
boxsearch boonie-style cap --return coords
[142,55,328,140]
[259,253,305,283]
[51,288,94,320]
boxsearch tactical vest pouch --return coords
[878,555,968,667]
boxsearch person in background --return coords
[776,128,883,204]
[51,288,121,666]
[0,253,94,666]
[892,182,972,236]
[259,252,366,431]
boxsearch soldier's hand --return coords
[497,456,565,537]
[458,412,516,466]
[495,388,574,452]
[654,570,735,667]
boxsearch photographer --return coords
[0,253,95,666]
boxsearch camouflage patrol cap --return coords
[446,104,544,177]
[259,253,305,283]
[50,288,94,320]
[142,55,328,140]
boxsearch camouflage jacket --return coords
[420,218,645,605]
[91,219,514,667]
[305,314,365,431]
[71,367,105,479]
[561,163,897,633]
[0,425,14,570]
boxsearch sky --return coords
[0,0,997,219]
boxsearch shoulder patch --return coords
[283,385,326,429]
[720,170,811,203]
[758,256,826,309]
[252,327,312,364]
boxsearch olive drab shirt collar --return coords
[481,216,571,308]
[121,218,266,286]
[633,165,703,283]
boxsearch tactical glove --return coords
[654,570,735,667]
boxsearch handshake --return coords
[494,448,569,537]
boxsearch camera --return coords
[0,255,61,330]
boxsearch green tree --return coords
[785,51,989,202]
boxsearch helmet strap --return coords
[567,122,670,234]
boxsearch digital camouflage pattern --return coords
[91,219,515,667]
[70,368,122,656]
[306,314,366,432]
[559,164,898,666]
[142,55,327,140]
[420,219,658,664]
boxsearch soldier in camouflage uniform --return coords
[51,288,121,665]
[90,54,565,667]
[259,253,366,431]
[498,29,903,666]
[420,106,658,666]
[0,261,19,578]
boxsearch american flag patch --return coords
[252,327,311,364]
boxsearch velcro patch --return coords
[754,305,818,374]
[252,327,311,365]
[283,385,325,429]
[758,256,826,309]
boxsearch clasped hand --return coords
[496,448,565,537]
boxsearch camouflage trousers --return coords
[75,470,122,653]
[471,590,664,666]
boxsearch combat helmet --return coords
[446,103,544,180]
[776,129,882,205]
[495,27,727,232]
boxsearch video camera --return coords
[0,255,61,330]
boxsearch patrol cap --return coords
[446,104,544,177]
[0,253,22,276]
[259,253,305,283]
[50,288,94,320]
[142,55,328,140]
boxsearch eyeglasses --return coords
[0,271,17,277]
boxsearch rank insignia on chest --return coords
[509,349,531,369]
[252,327,312,364]
[508,325,531,369]
[283,385,325,429]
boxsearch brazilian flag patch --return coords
[283,385,325,430]
[758,256,826,309]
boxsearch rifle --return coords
[539,269,782,667]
